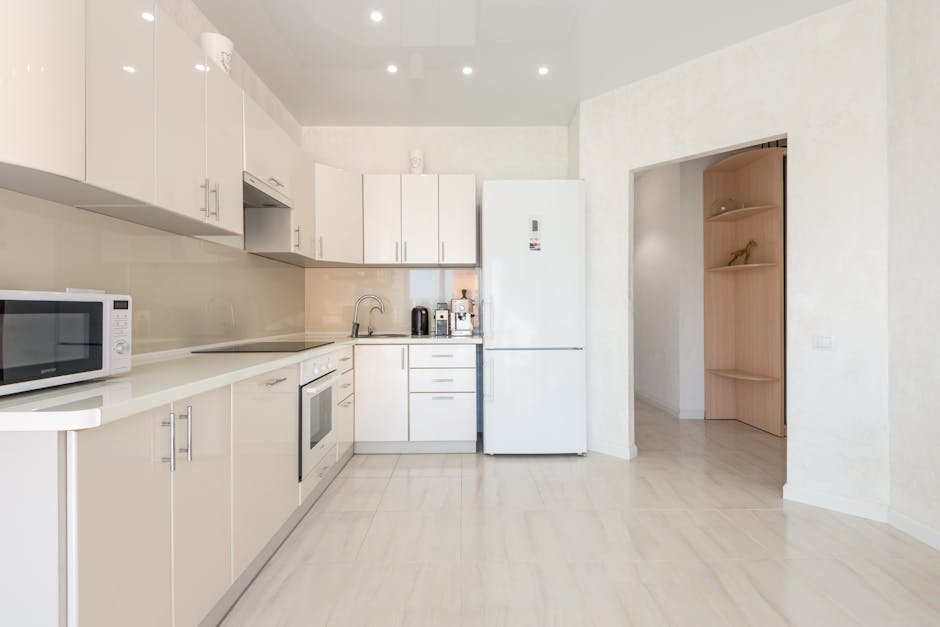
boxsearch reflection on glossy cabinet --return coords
[85,0,155,203]
[0,0,85,179]
[70,406,172,627]
[243,94,296,201]
[354,345,409,442]
[154,5,207,222]
[439,174,477,265]
[232,367,299,577]
[171,387,232,627]
[363,174,402,264]
[402,174,439,264]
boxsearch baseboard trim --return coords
[782,482,888,522]
[634,392,679,417]
[355,440,477,454]
[678,409,705,420]
[589,439,637,460]
[888,509,940,552]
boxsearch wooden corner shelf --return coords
[707,369,778,383]
[706,204,776,222]
[705,262,776,272]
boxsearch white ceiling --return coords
[194,0,847,126]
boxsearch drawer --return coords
[334,346,354,373]
[409,368,476,393]
[408,344,476,369]
[334,369,354,403]
[409,393,477,441]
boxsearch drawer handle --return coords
[265,377,288,387]
[339,356,352,362]
[431,378,454,383]
[341,401,352,408]
[431,354,454,358]
[341,383,352,389]
[432,396,455,401]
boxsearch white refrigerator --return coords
[481,180,587,454]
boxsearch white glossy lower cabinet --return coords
[409,393,477,441]
[354,345,409,442]
[232,367,299,578]
[70,406,172,627]
[171,387,232,627]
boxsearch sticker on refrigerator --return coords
[529,216,542,251]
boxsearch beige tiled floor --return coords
[222,401,940,626]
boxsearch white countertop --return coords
[0,333,481,432]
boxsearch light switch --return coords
[813,335,836,351]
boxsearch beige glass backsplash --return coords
[305,268,480,334]
[0,189,305,354]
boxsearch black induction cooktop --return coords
[193,341,334,354]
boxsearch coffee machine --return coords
[450,289,474,337]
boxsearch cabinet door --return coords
[290,156,318,258]
[71,406,172,627]
[402,174,439,264]
[206,60,244,235]
[171,387,232,627]
[316,164,363,264]
[354,345,409,442]
[232,368,299,577]
[439,174,477,264]
[243,94,295,200]
[0,0,84,179]
[85,0,155,203]
[154,6,208,222]
[363,174,402,264]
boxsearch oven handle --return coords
[301,372,339,397]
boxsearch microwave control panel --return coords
[109,297,132,373]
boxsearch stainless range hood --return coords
[242,171,291,208]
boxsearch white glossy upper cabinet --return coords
[154,6,208,223]
[438,174,477,265]
[315,163,363,264]
[287,154,319,259]
[205,57,244,234]
[244,94,296,203]
[401,174,439,264]
[363,174,402,264]
[85,0,155,203]
[0,0,85,180]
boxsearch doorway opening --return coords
[631,139,787,491]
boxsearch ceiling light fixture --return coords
[538,66,549,76]
[462,66,473,76]
[370,10,383,22]
[194,63,208,72]
[387,64,398,74]
[141,11,155,22]
[122,65,137,74]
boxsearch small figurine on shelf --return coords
[727,240,757,266]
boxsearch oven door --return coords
[0,298,105,396]
[300,370,338,481]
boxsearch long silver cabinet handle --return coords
[200,179,210,216]
[431,378,454,383]
[395,241,399,262]
[212,183,221,220]
[339,356,352,362]
[266,377,288,387]
[294,226,301,250]
[404,241,408,262]
[161,412,176,472]
[432,396,455,401]
[401,346,405,370]
[432,354,454,358]
[441,241,445,263]
[178,405,193,462]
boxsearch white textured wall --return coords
[578,0,891,512]
[633,165,681,413]
[887,0,940,547]
[302,126,569,193]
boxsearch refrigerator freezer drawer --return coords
[483,349,586,454]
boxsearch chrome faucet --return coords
[351,294,385,337]
[367,306,383,336]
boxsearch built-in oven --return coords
[299,353,337,482]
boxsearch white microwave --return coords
[0,290,132,397]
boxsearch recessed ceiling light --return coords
[194,63,208,72]
[370,10,383,22]
[386,64,398,74]
[462,66,473,76]
[141,11,155,22]
[538,66,549,76]
[122,65,137,74]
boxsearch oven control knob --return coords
[114,340,129,355]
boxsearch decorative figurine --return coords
[727,240,757,266]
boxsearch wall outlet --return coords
[813,335,836,351]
